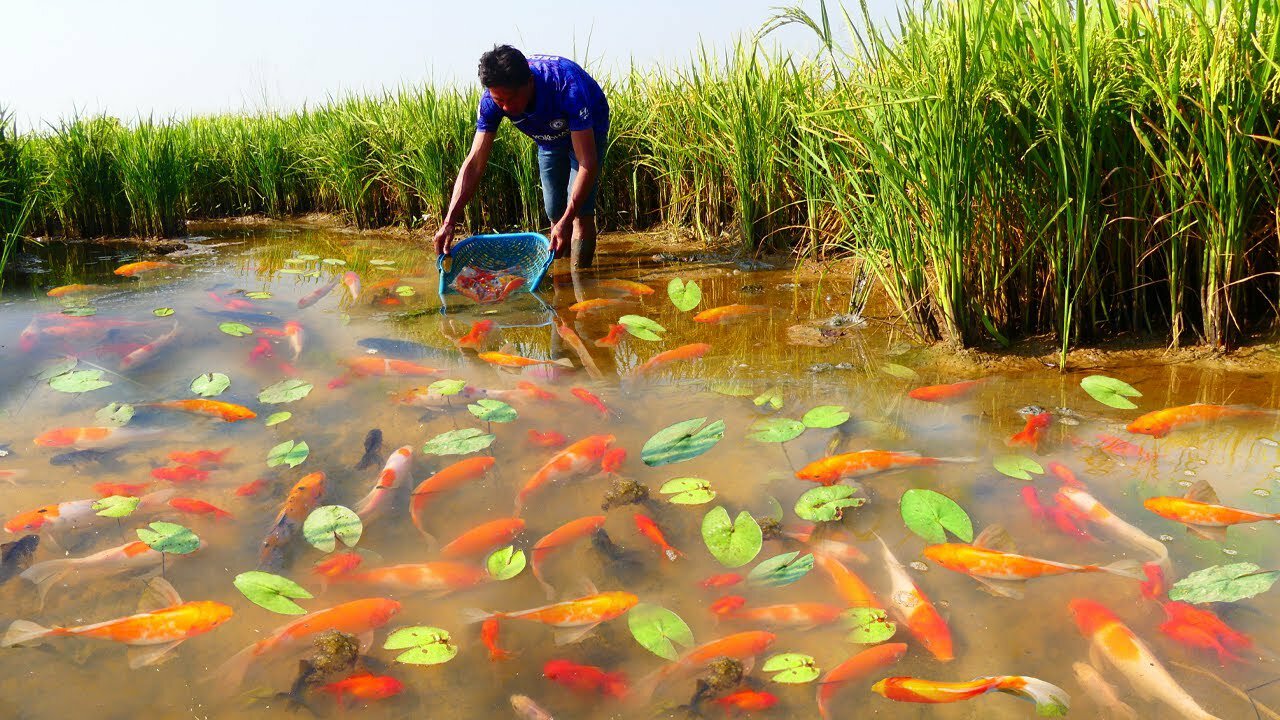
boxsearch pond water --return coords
[2,224,1280,719]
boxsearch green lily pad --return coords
[35,357,78,380]
[395,285,415,297]
[95,402,135,427]
[795,485,866,522]
[136,522,200,555]
[245,291,272,300]
[628,603,694,661]
[370,259,395,266]
[619,314,666,342]
[61,306,96,317]
[383,626,458,665]
[747,417,806,443]
[233,571,312,615]
[267,440,310,468]
[709,382,755,397]
[1169,563,1280,604]
[762,653,821,684]
[49,369,111,393]
[468,399,518,423]
[701,506,763,568]
[802,405,851,429]
[265,411,292,427]
[93,495,140,518]
[219,322,253,337]
[303,505,363,553]
[659,477,717,505]
[900,489,974,544]
[258,378,313,404]
[747,551,814,588]
[1080,374,1142,410]
[153,307,175,317]
[486,546,527,581]
[753,388,784,411]
[882,363,918,380]
[843,607,897,643]
[667,278,702,312]
[428,378,467,396]
[423,428,495,456]
[993,454,1044,481]
[642,417,725,467]
[321,258,347,266]
[190,372,231,397]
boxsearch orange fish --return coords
[219,598,401,687]
[710,596,842,630]
[872,675,1070,714]
[482,616,513,661]
[409,456,495,539]
[634,514,682,561]
[714,689,778,712]
[440,518,526,558]
[477,351,574,369]
[167,448,231,467]
[527,429,568,448]
[1090,433,1155,461]
[1144,479,1280,542]
[235,479,268,497]
[151,465,210,483]
[515,435,615,514]
[571,387,611,416]
[114,260,177,277]
[312,552,365,580]
[544,659,629,698]
[1159,601,1252,664]
[531,515,608,597]
[92,482,151,497]
[692,304,767,324]
[1127,403,1273,438]
[342,271,361,300]
[594,324,626,347]
[816,643,909,720]
[456,320,495,350]
[601,448,627,474]
[34,426,160,449]
[2,578,232,668]
[466,591,638,645]
[907,379,982,403]
[783,527,868,564]
[569,298,625,313]
[795,450,974,485]
[699,573,744,591]
[642,631,776,697]
[516,381,558,402]
[141,399,256,422]
[259,472,326,571]
[168,497,233,520]
[1008,411,1052,451]
[597,279,654,296]
[320,673,405,706]
[46,284,106,297]
[875,536,953,661]
[633,343,711,376]
[343,357,442,377]
[814,552,882,608]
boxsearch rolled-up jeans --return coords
[537,126,608,222]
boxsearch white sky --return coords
[2,0,898,130]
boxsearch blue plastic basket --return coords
[437,232,554,297]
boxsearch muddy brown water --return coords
[2,225,1280,719]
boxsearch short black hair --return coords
[478,45,532,88]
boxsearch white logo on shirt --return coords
[550,119,566,131]
[579,107,590,120]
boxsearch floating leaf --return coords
[219,322,253,337]
[795,485,866,522]
[321,258,347,266]
[900,489,974,544]
[48,369,111,393]
[762,653,821,684]
[267,440,310,468]
[35,357,78,380]
[136,522,200,555]
[265,411,292,427]
[153,307,175,317]
[395,285,415,297]
[486,546,527,580]
[303,505,363,552]
[61,306,96,317]
[802,405,850,429]
[701,507,763,568]
[190,372,231,397]
[1080,374,1142,410]
[709,382,754,397]
[1169,563,1280,604]
[753,388,784,411]
[993,454,1044,481]
[628,603,694,661]
[93,495,140,518]
[422,428,495,456]
[428,379,467,396]
[667,278,702,312]
[383,626,458,665]
[882,363,918,380]
[245,291,272,300]
[660,477,717,505]
[95,402,134,427]
[370,259,395,266]
[843,607,897,643]
[619,314,666,342]
[258,378,313,404]
[747,551,814,588]
[747,417,806,443]
[279,268,307,275]
[233,571,312,615]
[642,417,725,467]
[468,399,518,423]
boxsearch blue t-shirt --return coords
[476,55,609,150]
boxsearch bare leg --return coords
[571,216,597,270]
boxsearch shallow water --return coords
[2,225,1280,719]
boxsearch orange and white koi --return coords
[343,356,443,377]
[114,260,176,277]
[633,343,711,376]
[1073,661,1138,720]
[531,515,607,598]
[354,445,412,524]
[907,379,982,403]
[571,387,611,416]
[259,472,326,571]
[782,527,868,564]
[167,448,231,467]
[140,399,256,422]
[872,675,1070,715]
[634,514,682,561]
[692,304,767,324]
[1056,486,1170,571]
[20,539,197,606]
[440,518,526,558]
[281,320,304,360]
[710,595,842,630]
[556,322,604,380]
[456,320,495,350]
[1008,411,1052,451]
[5,489,173,535]
[814,551,882,609]
[817,643,909,720]
[325,557,489,596]
[465,591,638,645]
[120,322,181,370]
[515,434,615,514]
[1144,480,1280,542]
[169,497,233,520]
[1070,598,1221,720]
[19,316,40,352]
[34,425,162,449]
[342,271,361,300]
[594,324,626,347]
[796,450,974,485]
[597,279,654,296]
[297,278,339,309]
[1127,403,1274,439]
[876,536,953,662]
[409,456,495,539]
[478,351,574,370]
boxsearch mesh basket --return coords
[437,233,554,297]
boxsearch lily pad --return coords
[753,388,784,411]
[245,291,272,300]
[395,285,415,297]
[93,495,140,518]
[423,428,495,456]
[35,357,78,380]
[642,417,725,467]
[428,378,467,396]
[795,485,866,522]
[802,405,850,429]
[667,278,702,312]
[882,363,918,380]
[136,522,200,555]
[219,322,253,337]
[486,546,527,581]
[383,626,458,665]
[265,411,292,427]
[900,489,974,544]
[619,315,666,342]
[61,306,96,317]
[843,607,897,643]
[628,603,695,661]
[747,417,806,443]
[1169,563,1280,604]
[190,372,231,397]
[468,399,518,423]
[267,440,310,468]
[95,402,135,427]
[49,369,111,393]
[709,382,755,397]
[322,258,347,266]
[258,378,313,404]
[747,551,814,588]
[1080,374,1142,410]
[153,307,175,317]
[762,653,821,684]
[303,505,363,552]
[370,259,395,266]
[701,506,763,568]
[660,477,717,505]
[233,571,312,615]
[993,454,1044,481]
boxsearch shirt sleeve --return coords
[476,92,502,132]
[560,69,594,132]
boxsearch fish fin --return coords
[1185,479,1221,505]
[18,558,75,609]
[138,576,183,612]
[938,456,978,464]
[994,676,1071,716]
[127,640,183,669]
[2,619,52,647]
[974,577,1026,599]
[1187,524,1228,543]
[1098,559,1147,581]
[972,525,1017,553]
[552,358,575,368]
[461,608,496,625]
[554,622,600,645]
[215,643,259,689]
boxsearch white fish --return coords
[354,446,413,524]
[1073,661,1137,720]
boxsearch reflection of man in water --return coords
[432,45,610,270]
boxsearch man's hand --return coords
[433,221,456,256]
[549,219,572,258]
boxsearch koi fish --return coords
[249,337,274,362]
[47,284,106,297]
[342,271,361,300]
[795,450,975,485]
[634,514,682,561]
[3,577,232,669]
[312,552,364,580]
[598,279,654,296]
[814,551,882,609]
[207,291,255,312]
[528,430,568,448]
[482,616,513,661]
[478,351,574,369]
[119,322,181,370]
[34,426,162,449]
[455,320,495,350]
[259,472,326,571]
[282,320,304,360]
[633,343,711,376]
[167,448,231,467]
[515,435,615,514]
[543,659,629,698]
[19,316,40,352]
[531,515,607,598]
[1127,403,1274,438]
[692,304,767,324]
[875,536,953,661]
[114,260,177,277]
[1073,661,1138,720]
[409,456,495,539]
[1,535,38,587]
[140,399,257,422]
[699,573,745,590]
[783,527,868,564]
[1092,433,1155,460]
[169,497,233,520]
[1144,480,1280,542]
[151,465,210,483]
[1022,485,1088,541]
[511,695,555,720]
[601,448,626,474]
[907,379,982,403]
[440,518,526,559]
[93,482,151,497]
[343,356,443,377]
[464,591,638,645]
[817,643,909,720]
[715,689,779,712]
[396,384,509,408]
[516,381,558,402]
[571,387,611,416]
[355,429,384,471]
[923,526,1143,598]
[319,673,404,706]
[1008,411,1052,451]
[1047,461,1085,487]
[556,323,604,380]
[219,597,401,687]
[1056,486,1170,571]
[1070,598,1222,720]
[594,324,626,347]
[641,631,776,697]
[5,489,173,535]
[353,445,412,524]
[710,595,842,630]
[872,675,1070,715]
[20,539,195,606]
[1159,601,1252,664]
[235,479,268,497]
[569,298,625,313]
[297,279,339,309]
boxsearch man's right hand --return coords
[433,221,456,256]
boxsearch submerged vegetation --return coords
[2,0,1280,355]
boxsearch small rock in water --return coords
[1160,534,1175,542]
[1224,549,1239,556]
[820,313,867,330]
[909,561,929,572]
[1259,438,1279,448]
[1254,488,1271,497]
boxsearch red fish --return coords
[601,448,627,474]
[715,689,779,712]
[167,448,231,467]
[312,552,364,579]
[235,479,268,497]
[699,573,744,591]
[249,337,273,362]
[514,435,615,514]
[907,379,982,403]
[1008,412,1052,451]
[1020,486,1047,521]
[482,616,513,661]
[92,482,151,498]
[1140,563,1166,600]
[1047,462,1085,488]
[1158,601,1252,664]
[151,465,210,484]
[634,514,682,561]
[516,381,558,402]
[456,320,495,350]
[595,324,626,347]
[1023,486,1090,540]
[1093,433,1154,461]
[319,673,404,706]
[543,659,628,698]
[168,498,233,520]
[527,430,568,449]
[571,387,611,416]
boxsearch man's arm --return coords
[434,130,496,255]
[549,128,599,253]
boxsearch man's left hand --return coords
[550,219,572,258]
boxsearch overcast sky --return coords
[2,0,898,130]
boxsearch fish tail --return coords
[552,358,575,368]
[215,643,261,689]
[18,558,75,608]
[461,608,500,625]
[993,676,1071,716]
[1096,559,1146,581]
[2,619,54,647]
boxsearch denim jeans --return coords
[537,126,608,222]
